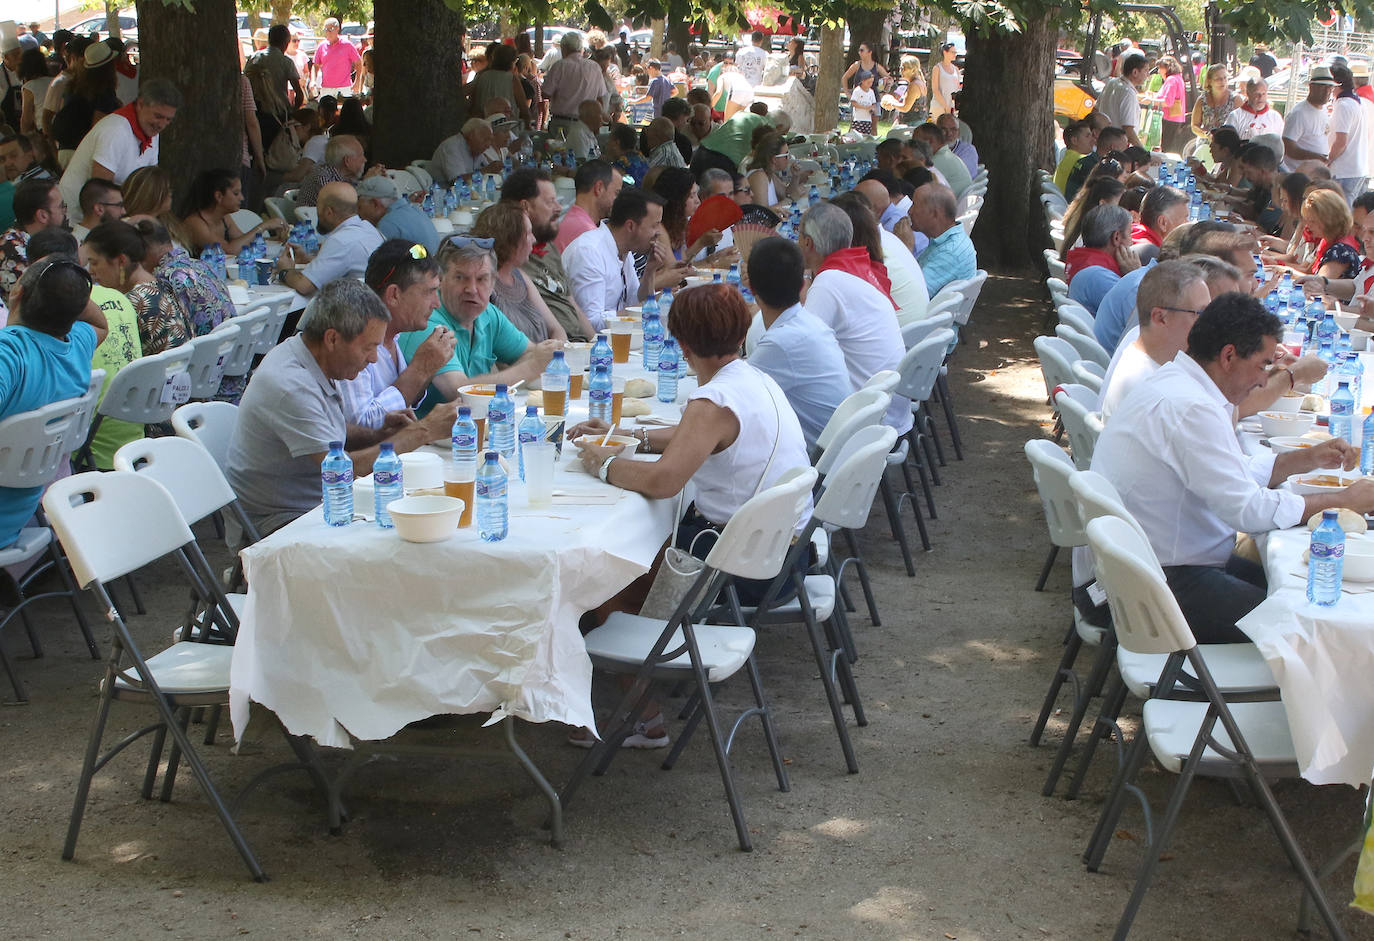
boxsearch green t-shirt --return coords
[707,63,725,110]
[396,302,529,417]
[700,112,772,167]
[87,286,143,469]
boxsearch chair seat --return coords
[587,613,755,683]
[1143,699,1297,774]
[1118,643,1276,699]
[1074,608,1108,646]
[113,641,233,695]
[738,575,836,622]
[0,527,52,566]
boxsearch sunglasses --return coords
[376,243,429,288]
[441,235,494,252]
[37,257,94,291]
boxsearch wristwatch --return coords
[598,453,618,483]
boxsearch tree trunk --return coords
[650,18,665,59]
[666,16,692,64]
[534,17,544,57]
[961,16,1057,269]
[371,0,467,169]
[845,8,889,66]
[133,0,241,203]
[105,0,121,38]
[813,25,844,135]
[269,0,293,27]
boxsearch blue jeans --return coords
[1162,554,1267,645]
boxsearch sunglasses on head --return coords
[376,243,429,288]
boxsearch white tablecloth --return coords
[229,363,691,749]
[1239,528,1374,787]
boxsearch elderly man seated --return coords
[935,113,979,178]
[395,237,558,414]
[1066,204,1138,315]
[295,134,366,207]
[645,117,687,169]
[276,181,382,297]
[914,122,973,197]
[1092,291,1374,641]
[909,183,976,297]
[432,118,498,184]
[226,278,457,535]
[565,100,605,161]
[355,175,438,254]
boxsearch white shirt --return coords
[878,227,929,327]
[734,42,768,89]
[59,111,160,215]
[302,134,328,164]
[1359,98,1374,177]
[562,222,636,332]
[564,122,601,160]
[1097,77,1141,132]
[300,214,383,290]
[1224,105,1284,141]
[1329,95,1368,178]
[432,133,478,183]
[687,358,812,530]
[1283,100,1330,167]
[338,340,410,428]
[805,268,912,434]
[1091,353,1304,567]
[880,196,911,232]
[1096,329,1161,423]
[748,303,852,450]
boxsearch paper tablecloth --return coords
[1239,529,1374,787]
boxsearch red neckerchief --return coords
[114,103,153,155]
[1130,222,1163,247]
[1240,103,1271,116]
[1302,224,1320,246]
[1065,246,1122,282]
[1315,235,1362,267]
[1359,86,1374,103]
[530,242,549,258]
[115,59,136,79]
[817,247,895,308]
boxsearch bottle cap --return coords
[329,440,343,449]
[495,383,507,393]
[380,441,395,452]
[458,406,471,418]
[526,405,538,415]
[485,451,498,461]
[552,350,565,360]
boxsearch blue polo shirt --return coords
[377,198,440,256]
[918,224,977,297]
[1093,261,1154,351]
[1068,265,1122,316]
[396,302,529,416]
[0,321,97,547]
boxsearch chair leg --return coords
[1067,673,1129,801]
[62,686,115,861]
[661,697,705,771]
[838,529,880,626]
[0,635,26,702]
[922,406,947,469]
[693,665,755,850]
[19,607,41,658]
[123,574,146,615]
[878,476,917,576]
[801,609,859,774]
[1043,635,1117,797]
[51,543,99,659]
[1084,718,1154,871]
[141,723,168,800]
[936,373,965,460]
[743,656,790,793]
[1034,544,1060,592]
[159,708,194,802]
[1029,627,1081,747]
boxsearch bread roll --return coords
[1302,393,1324,412]
[620,398,651,417]
[624,377,655,398]
[1307,508,1368,533]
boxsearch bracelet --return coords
[637,427,651,452]
[598,453,617,483]
[1279,365,1294,390]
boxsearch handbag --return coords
[265,121,303,172]
[638,372,784,620]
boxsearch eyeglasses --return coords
[441,235,495,251]
[98,201,124,209]
[375,243,429,288]
[36,257,94,291]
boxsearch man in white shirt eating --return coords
[1092,292,1374,642]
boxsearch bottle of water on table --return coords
[1307,509,1346,606]
[642,310,663,371]
[591,334,613,372]
[588,364,613,422]
[321,441,354,526]
[372,442,403,528]
[518,405,543,481]
[452,406,478,469]
[488,383,516,459]
[476,451,508,542]
[1331,380,1355,441]
[657,339,679,402]
[1362,408,1374,473]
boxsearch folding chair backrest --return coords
[99,346,197,425]
[412,158,441,183]
[1024,439,1086,549]
[228,208,262,233]
[1055,389,1104,471]
[113,435,239,526]
[43,471,195,588]
[215,307,273,377]
[1057,302,1096,338]
[814,426,897,530]
[171,401,238,470]
[863,370,899,395]
[815,386,888,452]
[1055,323,1111,369]
[0,395,90,489]
[407,163,434,189]
[934,270,986,325]
[902,312,955,349]
[896,328,954,404]
[1069,470,1155,554]
[924,294,961,324]
[184,324,241,399]
[1034,335,1080,397]
[262,197,297,224]
[1071,361,1103,394]
[254,305,291,355]
[1046,276,1069,298]
[66,368,105,455]
[703,467,818,580]
[815,393,889,475]
[294,205,318,227]
[957,209,978,236]
[387,168,420,195]
[1043,249,1067,280]
[1085,516,1194,656]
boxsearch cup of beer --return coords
[569,370,585,399]
[443,464,476,528]
[609,327,632,364]
[611,377,626,425]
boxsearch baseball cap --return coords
[356,176,400,200]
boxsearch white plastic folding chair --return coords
[957,208,978,236]
[1071,361,1103,394]
[215,307,273,379]
[1033,335,1081,416]
[862,369,899,396]
[252,305,292,356]
[560,468,817,852]
[1055,323,1112,370]
[895,327,953,527]
[64,368,104,461]
[171,401,239,471]
[814,387,889,457]
[262,197,296,224]
[183,325,241,401]
[44,471,265,881]
[228,209,262,233]
[1043,248,1067,281]
[1054,387,1103,470]
[901,311,955,350]
[293,205,318,227]
[386,168,421,195]
[406,162,433,189]
[813,391,893,599]
[0,396,102,700]
[1046,276,1070,302]
[1081,516,1342,941]
[74,345,196,471]
[1056,301,1096,339]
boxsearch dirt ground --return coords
[4,273,1374,941]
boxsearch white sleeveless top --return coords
[686,359,813,529]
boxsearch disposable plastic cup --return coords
[525,442,555,506]
[444,466,476,527]
[609,330,631,363]
[611,377,625,425]
[569,372,584,399]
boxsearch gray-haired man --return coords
[226,278,456,534]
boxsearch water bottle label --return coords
[374,470,401,486]
[489,407,509,424]
[1311,541,1345,561]
[322,469,353,485]
[519,431,539,445]
[452,432,476,449]
[476,479,507,499]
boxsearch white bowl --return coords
[1259,410,1316,438]
[1351,328,1371,351]
[1287,471,1363,495]
[1268,436,1322,454]
[458,383,497,418]
[1269,393,1307,414]
[1335,311,1359,332]
[399,451,444,492]
[1344,538,1374,581]
[387,494,464,543]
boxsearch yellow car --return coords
[1055,75,1096,122]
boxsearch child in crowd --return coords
[850,72,876,136]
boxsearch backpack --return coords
[265,122,303,172]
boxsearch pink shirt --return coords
[1161,73,1186,122]
[554,204,596,253]
[315,38,360,89]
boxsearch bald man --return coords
[277,180,383,296]
[849,184,930,326]
[566,99,604,160]
[645,117,687,168]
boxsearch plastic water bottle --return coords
[591,334,613,373]
[1362,409,1374,473]
[444,186,458,214]
[451,406,479,470]
[542,349,570,401]
[1307,509,1346,606]
[657,339,679,402]
[1188,192,1201,222]
[642,311,664,371]
[304,227,319,254]
[726,263,741,289]
[372,442,403,528]
[1264,289,1281,317]
[588,364,613,422]
[475,451,508,542]
[808,183,820,206]
[659,288,673,323]
[485,174,498,202]
[458,177,471,202]
[641,292,661,325]
[235,246,253,278]
[1331,381,1356,441]
[517,405,543,481]
[1339,352,1363,407]
[1317,309,1340,347]
[488,383,516,459]
[321,441,354,526]
[421,191,435,218]
[1288,276,1305,312]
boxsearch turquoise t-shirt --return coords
[0,180,15,231]
[0,321,97,546]
[396,302,529,416]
